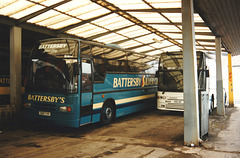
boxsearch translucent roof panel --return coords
[150,25,181,32]
[162,13,182,23]
[147,0,181,8]
[164,33,182,39]
[50,18,81,29]
[117,25,151,38]
[135,34,163,44]
[95,33,127,44]
[28,10,60,24]
[161,45,182,52]
[130,12,169,23]
[4,3,44,19]
[77,3,110,20]
[67,23,107,37]
[198,42,215,45]
[146,50,163,56]
[176,40,183,44]
[56,0,110,20]
[0,0,39,18]
[106,0,151,9]
[92,13,134,30]
[195,27,212,32]
[32,0,63,7]
[118,40,143,48]
[133,46,153,53]
[35,14,74,28]
[195,35,215,40]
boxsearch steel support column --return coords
[228,53,234,107]
[182,0,200,146]
[215,37,225,115]
[10,26,22,115]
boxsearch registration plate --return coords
[39,111,51,117]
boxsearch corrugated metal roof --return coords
[194,0,240,56]
[0,0,234,59]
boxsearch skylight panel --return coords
[95,33,127,44]
[119,40,143,49]
[49,18,80,29]
[161,45,182,52]
[147,0,181,8]
[10,4,44,19]
[37,14,72,27]
[67,23,107,37]
[150,25,181,32]
[76,3,110,20]
[198,42,215,45]
[0,0,33,18]
[164,33,182,39]
[195,27,211,32]
[32,0,63,6]
[106,0,151,9]
[117,25,151,38]
[133,46,153,53]
[194,14,204,23]
[55,0,90,12]
[28,10,59,24]
[130,12,169,23]
[195,35,215,40]
[135,34,164,44]
[146,50,163,56]
[92,13,133,30]
[154,40,174,48]
[162,13,182,23]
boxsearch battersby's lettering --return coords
[113,78,141,88]
[27,94,65,103]
[38,44,67,49]
[113,77,158,88]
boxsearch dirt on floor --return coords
[0,107,236,158]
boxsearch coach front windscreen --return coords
[26,39,79,94]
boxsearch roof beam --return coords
[17,0,72,24]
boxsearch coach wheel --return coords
[100,101,115,125]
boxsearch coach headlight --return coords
[59,106,71,112]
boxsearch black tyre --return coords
[100,101,115,125]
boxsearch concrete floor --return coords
[0,105,239,158]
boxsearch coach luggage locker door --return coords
[80,59,93,125]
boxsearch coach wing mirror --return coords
[73,62,80,75]
[206,70,209,77]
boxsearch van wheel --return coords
[100,101,115,125]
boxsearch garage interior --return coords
[0,0,240,157]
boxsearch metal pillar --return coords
[182,0,200,146]
[215,37,225,115]
[228,53,234,107]
[10,26,22,115]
